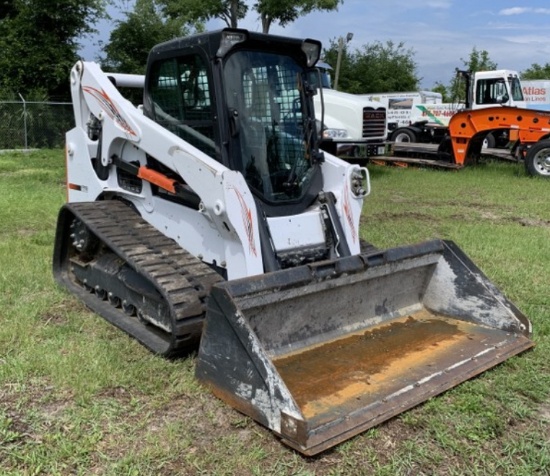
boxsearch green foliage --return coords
[521,63,550,80]
[256,0,342,34]
[323,39,419,93]
[0,94,74,149]
[160,0,247,28]
[463,46,498,73]
[158,0,340,33]
[437,46,498,102]
[0,0,107,100]
[101,0,343,78]
[431,81,452,102]
[101,0,201,74]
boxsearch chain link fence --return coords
[0,99,75,150]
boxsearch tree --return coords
[322,39,419,93]
[256,0,342,34]
[438,47,498,102]
[462,47,497,73]
[0,0,107,99]
[159,0,341,33]
[431,81,452,102]
[160,0,247,29]
[101,0,201,74]
[0,0,17,19]
[521,63,550,80]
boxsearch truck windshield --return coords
[476,76,524,104]
[223,50,318,205]
[509,77,524,101]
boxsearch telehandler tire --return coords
[525,139,550,178]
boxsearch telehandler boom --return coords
[53,29,533,455]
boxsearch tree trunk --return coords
[261,13,271,33]
[230,0,239,28]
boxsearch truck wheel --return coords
[349,146,360,158]
[525,140,550,178]
[391,128,417,143]
[482,133,496,149]
[436,136,453,162]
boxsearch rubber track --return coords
[60,200,223,355]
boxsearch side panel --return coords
[321,153,368,254]
[66,61,265,279]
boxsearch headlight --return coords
[323,128,349,139]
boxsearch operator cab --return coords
[473,70,525,108]
[144,29,326,216]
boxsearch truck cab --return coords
[470,69,526,109]
[314,62,387,158]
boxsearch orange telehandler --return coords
[444,106,550,177]
[376,105,550,177]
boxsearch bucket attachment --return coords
[196,240,533,456]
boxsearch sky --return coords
[79,0,550,89]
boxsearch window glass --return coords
[476,78,509,105]
[510,77,524,101]
[223,50,317,204]
[149,55,217,158]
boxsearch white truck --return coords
[361,90,443,134]
[314,63,387,158]
[522,80,550,111]
[385,70,526,148]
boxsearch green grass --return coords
[1,151,549,475]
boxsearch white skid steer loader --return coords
[53,29,533,455]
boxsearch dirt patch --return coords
[449,213,470,221]
[94,386,137,406]
[37,299,75,325]
[540,404,550,442]
[478,214,550,227]
[514,217,550,228]
[16,228,36,237]
[39,311,68,326]
[1,408,34,443]
[480,210,502,221]
[0,380,72,448]
[365,211,435,223]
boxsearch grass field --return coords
[0,150,548,475]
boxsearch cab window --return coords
[148,55,218,159]
[476,78,509,105]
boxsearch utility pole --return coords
[334,32,353,91]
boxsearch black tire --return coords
[390,128,417,143]
[525,140,550,178]
[482,132,496,149]
[349,146,360,158]
[436,136,453,162]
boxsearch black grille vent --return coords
[362,107,386,138]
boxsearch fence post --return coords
[18,93,28,150]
